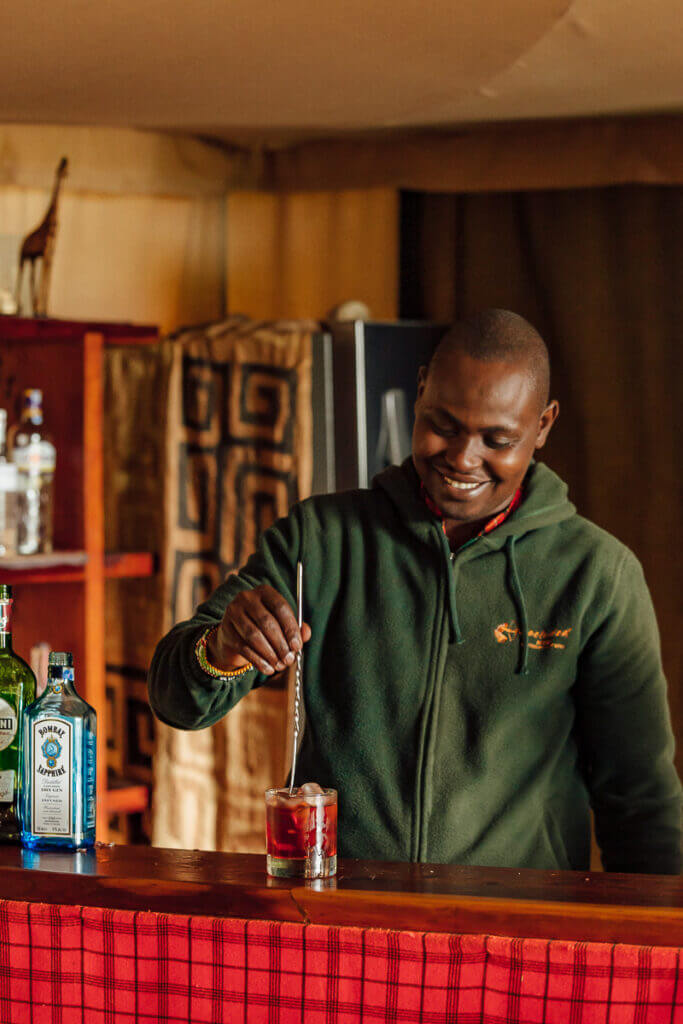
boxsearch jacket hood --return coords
[373,457,575,552]
[374,459,576,670]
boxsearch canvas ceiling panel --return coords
[0,0,567,130]
[448,0,683,123]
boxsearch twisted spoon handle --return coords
[288,560,303,795]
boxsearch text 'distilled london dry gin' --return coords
[21,652,96,850]
[0,585,36,842]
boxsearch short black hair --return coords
[427,309,550,410]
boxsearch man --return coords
[149,309,681,873]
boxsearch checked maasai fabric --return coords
[0,900,681,1024]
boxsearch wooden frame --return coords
[0,316,158,839]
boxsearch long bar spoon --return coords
[288,560,303,795]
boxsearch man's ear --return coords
[416,364,427,399]
[535,400,559,449]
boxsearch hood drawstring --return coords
[441,529,529,671]
[506,535,530,675]
[448,554,464,645]
[437,527,464,644]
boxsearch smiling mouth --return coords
[438,470,489,493]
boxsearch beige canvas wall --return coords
[0,125,246,333]
[226,188,399,321]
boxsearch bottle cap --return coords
[48,651,73,667]
[0,585,11,600]
[21,391,43,421]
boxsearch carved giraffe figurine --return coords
[15,157,68,316]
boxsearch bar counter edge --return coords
[0,845,680,947]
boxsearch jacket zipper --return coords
[413,547,452,861]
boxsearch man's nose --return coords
[446,435,480,471]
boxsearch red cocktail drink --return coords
[265,786,337,878]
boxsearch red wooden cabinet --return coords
[0,316,158,839]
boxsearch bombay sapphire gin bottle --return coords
[21,652,96,850]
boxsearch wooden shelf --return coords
[0,316,158,345]
[0,319,160,842]
[104,552,156,579]
[105,776,150,815]
[0,551,88,584]
[0,551,155,584]
[0,551,87,571]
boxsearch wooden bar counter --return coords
[1,845,681,1022]
[0,844,680,946]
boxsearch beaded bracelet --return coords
[195,625,254,680]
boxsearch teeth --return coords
[443,476,482,490]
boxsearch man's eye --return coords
[486,437,514,449]
[430,420,455,436]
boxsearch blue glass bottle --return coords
[21,652,96,850]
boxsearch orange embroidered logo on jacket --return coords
[494,623,572,650]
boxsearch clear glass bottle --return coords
[7,389,57,555]
[0,411,19,556]
[0,585,36,842]
[21,651,96,850]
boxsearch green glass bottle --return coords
[0,585,36,841]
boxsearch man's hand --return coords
[207,585,312,676]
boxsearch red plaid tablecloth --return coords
[0,899,681,1024]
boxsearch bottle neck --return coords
[21,408,43,428]
[0,600,13,651]
[45,667,76,696]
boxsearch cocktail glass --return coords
[265,786,337,878]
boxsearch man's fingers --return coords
[220,621,277,676]
[247,594,296,665]
[228,609,286,673]
[242,644,279,676]
[260,587,305,656]
[223,586,312,678]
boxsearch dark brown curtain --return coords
[401,186,682,770]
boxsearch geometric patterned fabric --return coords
[152,317,314,851]
[103,317,314,849]
[0,899,681,1023]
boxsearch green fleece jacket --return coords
[148,459,681,873]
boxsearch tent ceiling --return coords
[1,0,682,147]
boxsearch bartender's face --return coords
[413,349,558,524]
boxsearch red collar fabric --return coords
[420,481,523,539]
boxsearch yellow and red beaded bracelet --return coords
[195,625,254,680]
